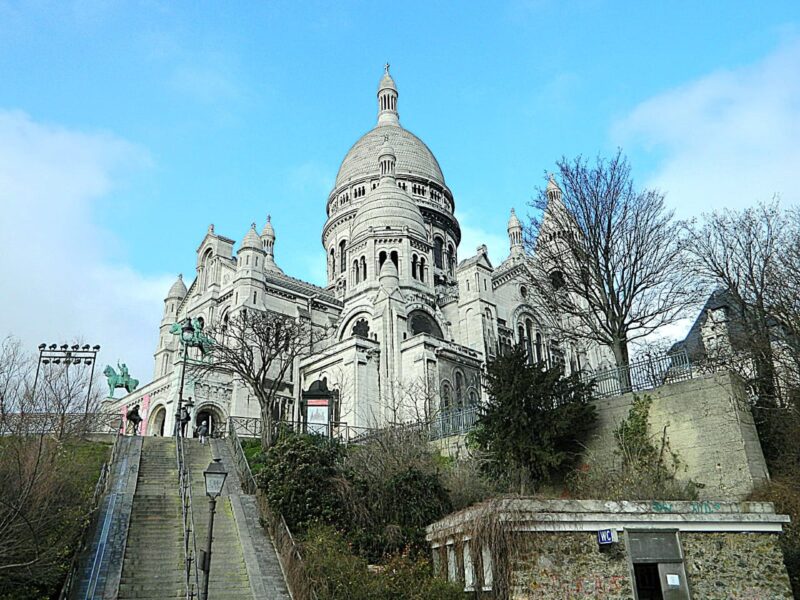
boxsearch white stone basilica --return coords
[105,67,613,437]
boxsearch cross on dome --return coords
[377,63,399,125]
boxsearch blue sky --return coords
[1,0,799,379]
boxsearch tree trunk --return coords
[260,402,274,452]
[611,337,631,393]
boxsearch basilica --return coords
[104,67,613,437]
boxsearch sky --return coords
[1,0,799,382]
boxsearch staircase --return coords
[117,437,252,599]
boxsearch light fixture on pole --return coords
[32,342,101,414]
[200,458,228,600]
[175,318,196,437]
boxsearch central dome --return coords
[334,124,446,188]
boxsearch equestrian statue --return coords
[169,317,214,356]
[104,362,140,397]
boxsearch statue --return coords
[169,318,214,356]
[104,362,140,397]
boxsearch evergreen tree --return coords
[470,345,596,492]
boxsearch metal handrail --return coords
[581,349,694,398]
[176,433,200,599]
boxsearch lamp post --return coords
[33,343,101,414]
[175,319,196,438]
[200,458,228,600]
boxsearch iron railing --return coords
[57,417,123,599]
[583,350,693,398]
[0,411,122,437]
[176,432,200,599]
[228,416,379,444]
[428,406,480,440]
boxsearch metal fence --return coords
[176,432,200,599]
[583,350,693,398]
[228,416,379,445]
[428,406,480,440]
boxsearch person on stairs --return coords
[197,420,209,445]
[126,404,142,436]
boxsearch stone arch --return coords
[337,308,375,341]
[148,403,167,436]
[194,402,227,438]
[408,308,444,339]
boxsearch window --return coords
[447,243,455,276]
[390,250,399,271]
[550,270,565,290]
[339,240,347,274]
[434,237,444,269]
[409,310,444,338]
[455,372,464,408]
[411,254,418,279]
[360,256,367,281]
[353,260,360,284]
[352,318,370,338]
[253,291,257,304]
[419,257,426,282]
[463,542,474,591]
[535,332,543,364]
[441,383,452,412]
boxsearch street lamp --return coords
[175,318,196,438]
[33,342,101,414]
[200,458,228,600]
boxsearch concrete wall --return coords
[584,371,769,499]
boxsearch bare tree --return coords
[526,151,700,369]
[194,310,326,450]
[684,201,800,470]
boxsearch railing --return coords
[176,432,200,599]
[428,406,480,440]
[583,350,693,399]
[228,416,379,445]
[226,418,319,600]
[57,417,123,599]
[0,411,122,437]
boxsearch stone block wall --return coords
[681,532,793,599]
[510,531,792,599]
[584,371,769,499]
[511,532,633,599]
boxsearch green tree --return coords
[469,345,596,492]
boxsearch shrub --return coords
[258,433,346,532]
[568,395,699,500]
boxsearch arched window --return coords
[419,257,426,282]
[455,372,464,409]
[468,389,478,407]
[360,256,367,281]
[447,243,455,276]
[441,382,452,412]
[353,260,360,284]
[329,247,335,278]
[434,237,444,269]
[409,310,444,338]
[352,318,370,338]
[339,240,347,274]
[379,250,387,270]
[525,319,534,364]
[390,250,399,271]
[535,332,543,364]
[411,254,418,280]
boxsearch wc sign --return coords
[597,529,614,545]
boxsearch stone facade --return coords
[426,499,793,600]
[584,371,770,499]
[102,66,613,438]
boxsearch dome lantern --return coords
[378,136,397,180]
[377,63,399,126]
[508,208,523,255]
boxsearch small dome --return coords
[546,173,561,193]
[261,215,275,239]
[508,208,522,229]
[166,274,187,299]
[378,68,397,93]
[240,223,262,250]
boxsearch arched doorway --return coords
[194,404,225,438]
[149,405,167,437]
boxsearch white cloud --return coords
[0,110,171,385]
[614,39,800,216]
[456,210,510,268]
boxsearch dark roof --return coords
[264,271,341,306]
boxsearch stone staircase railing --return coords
[176,431,201,599]
[227,419,318,600]
[57,419,123,599]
